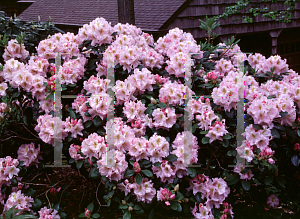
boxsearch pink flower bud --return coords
[268,158,275,165]
[85,208,91,217]
[165,201,170,206]
[170,194,175,199]
[88,159,93,165]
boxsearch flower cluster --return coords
[257,147,275,164]
[117,178,156,203]
[87,93,113,121]
[17,143,42,168]
[0,156,19,191]
[242,124,273,150]
[157,188,175,205]
[35,114,68,146]
[171,131,199,176]
[127,68,156,95]
[158,80,194,106]
[123,100,147,122]
[211,71,245,112]
[4,190,34,215]
[97,149,128,182]
[3,39,29,61]
[191,203,214,219]
[152,107,177,130]
[69,144,84,160]
[187,174,230,209]
[27,56,49,77]
[81,133,106,160]
[214,58,236,79]
[152,160,177,183]
[60,57,86,85]
[83,75,111,95]
[77,17,114,46]
[147,134,169,163]
[64,117,84,138]
[205,118,229,144]
[38,207,60,219]
[166,52,195,78]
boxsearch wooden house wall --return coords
[163,0,300,40]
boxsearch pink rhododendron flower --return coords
[266,194,279,209]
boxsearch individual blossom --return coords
[236,141,255,163]
[17,143,42,168]
[0,156,19,189]
[266,194,279,209]
[128,136,149,161]
[38,206,60,219]
[123,100,147,122]
[214,58,236,78]
[0,82,8,97]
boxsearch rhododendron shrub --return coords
[0,16,300,219]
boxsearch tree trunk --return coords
[117,0,135,25]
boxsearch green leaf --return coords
[68,108,76,119]
[157,102,167,108]
[92,213,100,218]
[271,128,280,139]
[240,168,250,174]
[78,213,85,217]
[141,170,153,178]
[54,203,59,211]
[164,154,178,162]
[187,168,197,178]
[279,111,288,118]
[201,137,210,144]
[170,202,182,212]
[93,116,102,127]
[133,204,142,211]
[45,92,54,100]
[87,202,94,212]
[124,169,135,178]
[84,120,93,129]
[26,188,36,197]
[89,167,100,179]
[85,111,92,117]
[33,198,42,209]
[241,180,250,191]
[264,176,274,185]
[222,134,231,139]
[154,162,161,167]
[119,204,128,210]
[276,176,286,188]
[5,204,18,218]
[13,215,37,219]
[123,211,131,219]
[107,199,111,207]
[76,160,83,169]
[174,191,185,201]
[291,155,300,166]
[192,123,199,134]
[136,174,143,185]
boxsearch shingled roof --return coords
[18,0,187,31]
